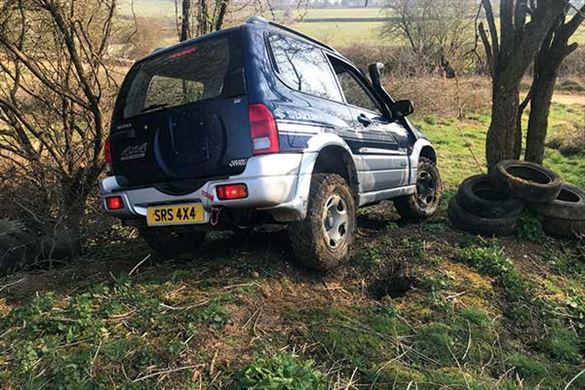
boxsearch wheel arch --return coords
[410,139,437,165]
[408,139,437,185]
[313,145,358,195]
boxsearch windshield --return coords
[119,32,244,120]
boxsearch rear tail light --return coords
[216,184,248,200]
[104,136,113,176]
[105,195,124,210]
[249,104,279,155]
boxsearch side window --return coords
[330,58,382,115]
[268,33,341,101]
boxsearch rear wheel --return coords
[139,227,206,258]
[394,157,442,222]
[289,174,356,271]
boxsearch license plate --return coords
[146,203,205,226]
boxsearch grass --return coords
[412,102,585,189]
[294,21,387,46]
[1,215,584,388]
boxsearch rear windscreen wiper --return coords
[141,103,168,113]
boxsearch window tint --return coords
[145,77,205,109]
[268,33,341,101]
[121,35,243,119]
[337,71,382,114]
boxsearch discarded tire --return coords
[456,174,524,218]
[531,183,585,221]
[448,197,518,236]
[542,217,585,240]
[0,219,39,274]
[491,160,562,203]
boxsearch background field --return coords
[118,2,585,47]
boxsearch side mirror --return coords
[393,100,414,118]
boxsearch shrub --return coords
[559,47,585,78]
[229,353,326,389]
[546,123,585,157]
[556,77,585,92]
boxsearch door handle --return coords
[357,114,372,126]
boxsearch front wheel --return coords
[289,174,356,271]
[394,157,442,222]
[139,227,206,258]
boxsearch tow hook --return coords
[210,206,222,226]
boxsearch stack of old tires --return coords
[448,160,585,239]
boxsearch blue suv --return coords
[100,17,441,270]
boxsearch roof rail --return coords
[246,16,338,53]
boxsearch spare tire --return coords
[542,217,585,240]
[531,183,585,221]
[491,160,562,203]
[448,196,518,237]
[456,174,525,218]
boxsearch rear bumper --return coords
[99,153,308,223]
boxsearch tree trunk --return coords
[180,0,191,41]
[486,77,522,169]
[524,5,584,164]
[525,64,559,164]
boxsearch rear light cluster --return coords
[104,136,113,176]
[105,195,124,210]
[216,184,248,200]
[249,104,279,155]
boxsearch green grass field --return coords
[413,102,585,189]
[294,21,387,45]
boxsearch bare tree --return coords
[175,0,232,41]
[478,0,567,168]
[381,0,477,73]
[0,0,119,247]
[524,3,585,164]
[181,0,192,41]
[175,0,310,42]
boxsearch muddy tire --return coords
[448,197,518,237]
[139,227,206,257]
[456,174,525,218]
[542,217,585,240]
[491,160,562,203]
[289,174,356,271]
[531,183,585,221]
[394,157,442,222]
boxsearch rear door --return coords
[110,30,250,188]
[328,56,410,192]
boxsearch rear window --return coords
[119,33,244,119]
